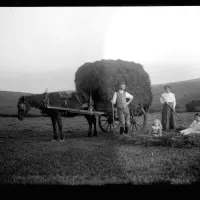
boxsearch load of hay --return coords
[74,59,152,112]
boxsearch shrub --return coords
[185,100,200,112]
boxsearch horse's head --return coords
[17,96,31,121]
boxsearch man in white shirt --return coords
[111,81,133,134]
[160,85,176,131]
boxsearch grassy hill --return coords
[151,78,200,112]
[0,91,41,116]
[1,78,200,115]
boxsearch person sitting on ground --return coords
[150,119,163,137]
[180,113,200,135]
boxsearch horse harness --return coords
[54,91,92,110]
[19,92,49,112]
[73,92,93,110]
[21,91,92,111]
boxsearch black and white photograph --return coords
[0,6,200,192]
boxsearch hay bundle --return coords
[74,59,152,111]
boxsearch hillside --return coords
[151,78,200,111]
[0,91,40,116]
[1,78,200,115]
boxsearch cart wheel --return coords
[128,109,146,133]
[98,115,120,133]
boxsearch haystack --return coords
[74,59,152,112]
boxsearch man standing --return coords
[111,82,133,134]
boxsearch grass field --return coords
[1,112,200,187]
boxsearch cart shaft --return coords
[46,105,105,116]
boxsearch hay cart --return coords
[46,93,147,134]
[95,100,147,134]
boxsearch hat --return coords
[164,85,171,90]
[195,113,200,117]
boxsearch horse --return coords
[17,90,97,141]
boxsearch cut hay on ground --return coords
[74,59,152,111]
[115,132,200,148]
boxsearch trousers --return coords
[117,106,130,128]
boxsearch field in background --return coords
[1,112,200,185]
[151,78,200,112]
[0,90,41,116]
[1,78,200,116]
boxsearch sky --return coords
[0,6,200,93]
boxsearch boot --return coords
[120,127,124,134]
[124,126,129,134]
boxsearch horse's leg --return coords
[51,116,58,140]
[92,116,97,136]
[56,111,64,141]
[85,115,92,137]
